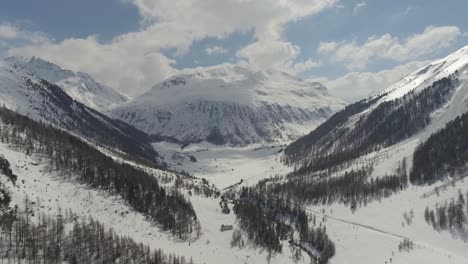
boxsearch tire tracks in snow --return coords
[303,207,465,261]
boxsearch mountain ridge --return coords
[111,64,347,145]
[0,60,160,164]
[4,56,129,112]
[284,45,468,174]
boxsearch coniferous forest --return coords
[0,205,194,264]
[0,106,199,240]
[424,190,467,231]
[266,164,407,210]
[21,77,161,166]
[411,109,468,184]
[233,185,335,264]
[284,75,459,173]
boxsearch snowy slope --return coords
[0,136,309,264]
[305,177,468,264]
[270,45,468,264]
[5,56,129,111]
[0,60,158,162]
[285,45,468,166]
[111,65,347,145]
[373,45,468,103]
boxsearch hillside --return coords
[4,56,129,112]
[111,65,347,145]
[0,60,158,164]
[284,45,468,174]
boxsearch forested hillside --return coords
[0,106,199,239]
[0,61,160,166]
[0,201,194,263]
[284,75,459,173]
[411,110,468,184]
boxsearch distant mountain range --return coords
[111,65,347,145]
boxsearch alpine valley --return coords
[0,45,468,264]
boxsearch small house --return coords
[220,224,233,232]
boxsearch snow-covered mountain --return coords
[111,65,347,145]
[0,59,158,163]
[284,45,468,170]
[4,56,129,111]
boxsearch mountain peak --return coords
[373,45,468,103]
[4,56,129,111]
[143,64,338,109]
[111,65,347,145]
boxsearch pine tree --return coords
[455,192,466,229]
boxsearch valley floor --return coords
[154,141,468,264]
[153,142,292,189]
[0,142,307,264]
[1,139,468,264]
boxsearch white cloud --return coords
[353,2,367,14]
[236,40,322,74]
[0,22,48,43]
[205,45,228,55]
[236,40,300,70]
[4,0,336,96]
[318,26,461,70]
[126,0,336,41]
[317,41,339,54]
[7,36,177,97]
[0,24,18,39]
[321,60,431,102]
[293,59,322,74]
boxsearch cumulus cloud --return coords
[318,26,461,70]
[127,0,336,41]
[7,35,178,97]
[293,59,322,74]
[321,60,431,102]
[236,40,322,74]
[353,2,367,14]
[236,40,300,70]
[205,45,228,55]
[4,0,336,96]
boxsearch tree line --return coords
[411,109,468,184]
[233,186,335,264]
[0,204,195,264]
[23,77,162,167]
[284,74,459,174]
[424,190,467,230]
[260,160,408,212]
[0,106,199,240]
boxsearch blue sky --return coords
[0,0,467,100]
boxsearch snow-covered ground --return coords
[307,177,468,264]
[2,46,468,263]
[0,141,308,264]
[4,56,129,112]
[154,138,468,264]
[153,142,292,189]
